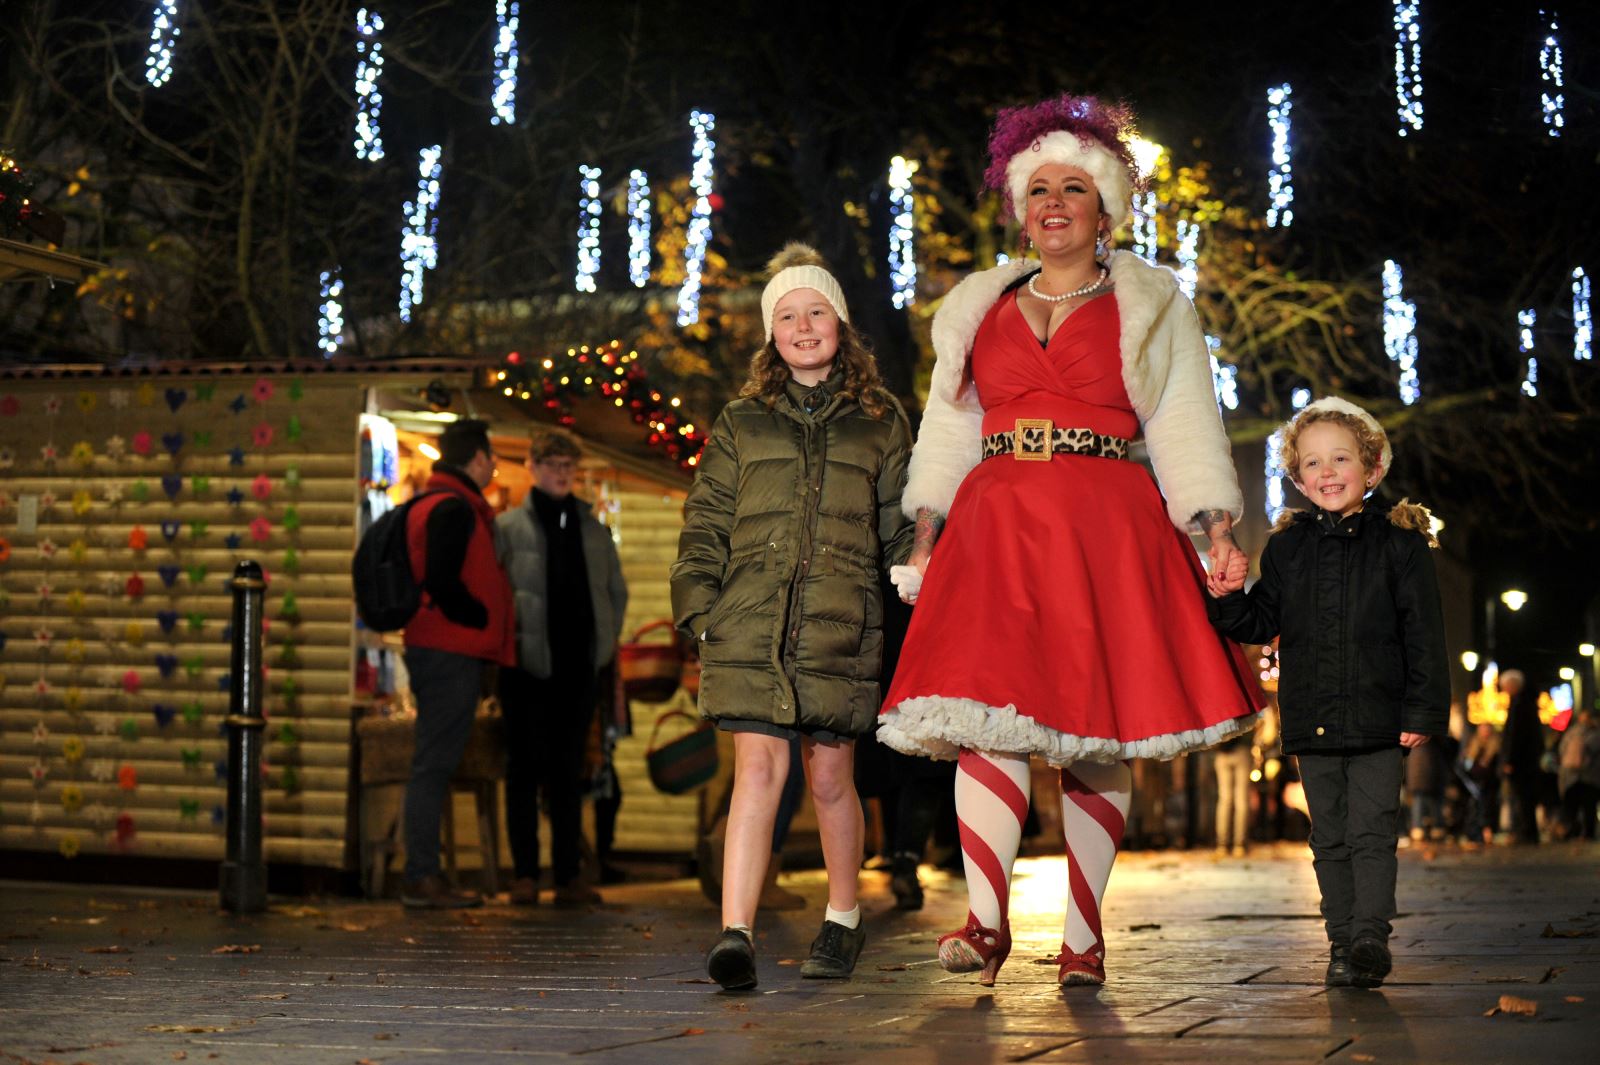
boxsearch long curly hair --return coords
[982,95,1141,215]
[1278,409,1388,483]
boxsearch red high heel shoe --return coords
[1056,941,1105,986]
[937,912,1012,986]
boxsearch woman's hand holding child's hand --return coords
[1206,550,1248,599]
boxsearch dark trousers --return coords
[499,665,596,886]
[1297,746,1404,946]
[1563,783,1599,840]
[402,647,486,883]
[1509,773,1543,843]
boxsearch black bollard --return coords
[220,560,268,912]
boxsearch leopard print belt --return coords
[979,419,1131,463]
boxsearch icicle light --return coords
[576,165,601,293]
[1131,191,1157,265]
[1574,266,1592,360]
[398,145,443,322]
[354,9,386,161]
[317,269,345,355]
[1394,2,1424,136]
[676,110,717,326]
[1382,259,1421,405]
[145,2,180,88]
[1266,83,1295,227]
[1265,389,1312,523]
[888,155,918,309]
[1208,337,1239,412]
[491,1,519,126]
[1175,218,1200,299]
[1520,309,1538,397]
[627,169,652,289]
[1540,11,1564,137]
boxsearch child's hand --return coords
[1399,731,1430,748]
[1206,551,1248,598]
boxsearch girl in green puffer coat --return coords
[672,244,915,991]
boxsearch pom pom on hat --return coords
[761,242,849,338]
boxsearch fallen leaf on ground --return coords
[269,904,323,918]
[1539,966,1566,983]
[741,1021,761,1029]
[1566,995,1585,1003]
[374,1033,394,1040]
[1352,1055,1375,1063]
[681,1028,706,1036]
[723,1002,748,1012]
[400,936,419,945]
[173,1052,188,1060]
[1540,924,1597,939]
[246,992,288,1000]
[1128,923,1162,932]
[877,963,908,971]
[145,1023,229,1033]
[83,945,131,953]
[211,944,261,954]
[776,958,799,966]
[1483,994,1539,1017]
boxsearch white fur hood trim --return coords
[902,250,1243,530]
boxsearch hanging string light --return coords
[1175,218,1234,412]
[627,169,652,289]
[676,110,717,326]
[317,269,345,356]
[1539,11,1564,137]
[1520,309,1538,397]
[398,146,443,322]
[491,1,519,126]
[1131,191,1158,265]
[353,9,386,161]
[1265,389,1312,522]
[145,2,180,88]
[1266,83,1295,227]
[1208,337,1239,412]
[1382,259,1421,405]
[1393,2,1424,136]
[1574,266,1591,360]
[576,165,601,293]
[888,155,918,309]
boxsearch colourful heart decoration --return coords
[120,670,142,695]
[131,431,153,456]
[164,388,187,412]
[154,654,178,678]
[161,431,185,456]
[161,474,182,500]
[151,703,177,727]
[157,564,180,588]
[160,519,180,541]
[156,609,179,634]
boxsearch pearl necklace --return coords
[1026,267,1110,303]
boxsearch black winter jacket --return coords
[1207,506,1449,755]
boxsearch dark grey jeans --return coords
[402,647,486,884]
[1296,746,1404,946]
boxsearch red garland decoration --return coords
[497,341,708,468]
[0,151,38,238]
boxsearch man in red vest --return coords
[400,419,515,908]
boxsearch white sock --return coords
[955,748,1032,930]
[824,904,861,929]
[1060,760,1133,956]
[727,922,751,936]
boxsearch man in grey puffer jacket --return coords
[497,432,628,906]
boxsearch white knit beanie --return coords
[1291,396,1393,487]
[760,243,849,338]
[1004,130,1134,229]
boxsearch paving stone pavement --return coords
[2,841,1597,1064]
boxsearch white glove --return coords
[890,564,923,603]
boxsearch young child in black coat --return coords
[1207,396,1449,988]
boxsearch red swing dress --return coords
[878,289,1263,766]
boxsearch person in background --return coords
[401,419,516,909]
[1558,707,1600,841]
[497,432,628,906]
[1404,724,1448,842]
[1462,722,1502,845]
[1499,670,1545,844]
[1213,728,1255,857]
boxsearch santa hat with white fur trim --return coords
[760,243,849,339]
[1004,130,1134,230]
[1290,396,1393,487]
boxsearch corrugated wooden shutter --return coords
[0,379,359,866]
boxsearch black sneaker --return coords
[800,918,865,979]
[1350,936,1392,988]
[890,854,924,911]
[1325,942,1354,988]
[706,927,758,990]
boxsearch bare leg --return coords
[721,732,791,930]
[802,737,863,913]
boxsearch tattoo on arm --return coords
[1193,508,1238,545]
[914,508,944,551]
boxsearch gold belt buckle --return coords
[1013,418,1053,461]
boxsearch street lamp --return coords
[1486,589,1530,669]
[1581,642,1596,657]
[1560,666,1577,681]
[1501,589,1529,611]
[1461,650,1480,672]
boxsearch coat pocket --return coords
[1354,644,1404,730]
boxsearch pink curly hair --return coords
[982,95,1141,214]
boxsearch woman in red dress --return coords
[878,96,1263,988]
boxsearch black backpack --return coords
[351,490,446,631]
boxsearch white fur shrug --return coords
[902,250,1242,530]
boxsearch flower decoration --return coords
[107,388,129,410]
[30,760,49,785]
[36,581,53,605]
[251,474,272,501]
[33,720,50,745]
[120,670,141,695]
[64,637,87,662]
[191,475,210,494]
[129,479,150,503]
[40,441,59,464]
[118,764,138,790]
[60,783,84,813]
[34,677,51,697]
[104,481,124,504]
[252,422,274,448]
[0,394,18,415]
[114,812,136,847]
[71,489,93,516]
[38,537,58,560]
[282,547,299,574]
[58,834,81,859]
[90,756,114,778]
[250,516,272,542]
[76,390,97,414]
[131,431,153,456]
[65,589,86,613]
[70,440,95,467]
[128,526,148,551]
[105,434,126,459]
[0,535,10,563]
[68,538,88,564]
[288,378,304,401]
[228,446,246,467]
[0,490,10,510]
[34,626,54,648]
[62,735,86,762]
[123,622,145,646]
[39,490,57,510]
[43,394,61,416]
[135,382,155,406]
[285,464,301,488]
[286,414,303,442]
[0,446,15,469]
[125,573,145,599]
[282,505,301,533]
[253,377,274,403]
[63,686,83,710]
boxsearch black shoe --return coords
[400,875,483,910]
[1350,937,1392,988]
[706,928,758,990]
[890,854,924,911]
[1325,943,1353,988]
[800,918,866,979]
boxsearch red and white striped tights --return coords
[955,749,1133,958]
